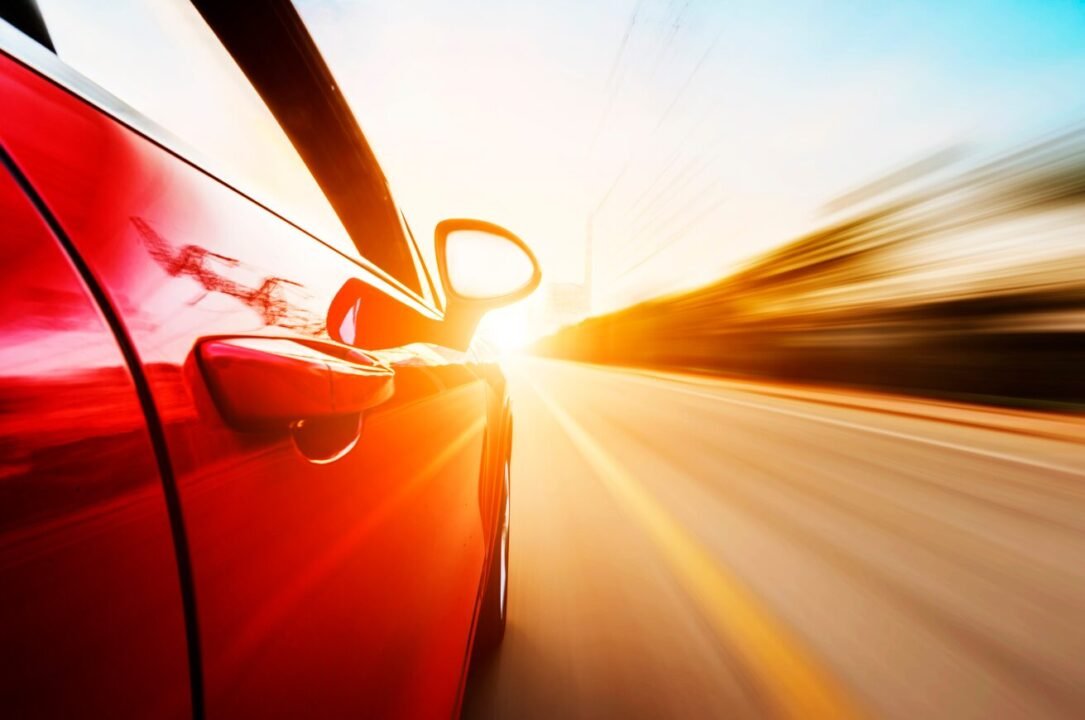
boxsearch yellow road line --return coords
[528,379,865,720]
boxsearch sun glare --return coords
[477,305,532,354]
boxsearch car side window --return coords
[33,0,423,295]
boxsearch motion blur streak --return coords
[526,376,864,720]
[463,359,1085,720]
[537,126,1085,406]
[631,377,1085,479]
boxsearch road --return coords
[461,359,1085,720]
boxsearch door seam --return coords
[0,143,206,720]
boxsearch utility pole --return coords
[585,163,627,316]
[584,212,594,314]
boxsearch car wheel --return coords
[473,436,510,657]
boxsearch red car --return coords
[0,2,539,717]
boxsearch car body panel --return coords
[0,49,502,718]
[0,148,191,717]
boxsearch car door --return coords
[0,7,495,719]
[0,139,191,716]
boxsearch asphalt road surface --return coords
[461,359,1085,720]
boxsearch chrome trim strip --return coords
[0,18,441,319]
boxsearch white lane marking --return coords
[571,366,1085,478]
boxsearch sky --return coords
[296,0,1085,335]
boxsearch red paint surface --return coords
[0,146,190,716]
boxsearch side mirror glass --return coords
[435,219,541,306]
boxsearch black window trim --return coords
[189,0,427,297]
[0,0,52,51]
[401,211,445,312]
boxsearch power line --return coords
[617,192,728,280]
[587,6,728,298]
[625,173,723,258]
[586,0,645,157]
[592,14,726,220]
[649,19,725,134]
[628,152,712,231]
[648,0,692,79]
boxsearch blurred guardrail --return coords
[535,127,1085,409]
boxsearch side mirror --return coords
[433,218,541,351]
[323,219,539,353]
[435,219,541,309]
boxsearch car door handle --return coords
[198,336,394,428]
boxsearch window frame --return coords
[189,0,426,297]
[401,212,445,312]
[0,7,442,316]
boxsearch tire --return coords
[472,436,510,658]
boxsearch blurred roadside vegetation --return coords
[535,127,1085,409]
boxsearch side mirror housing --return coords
[434,218,541,346]
[326,219,540,353]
